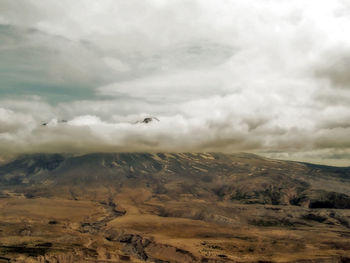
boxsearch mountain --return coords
[0,153,350,262]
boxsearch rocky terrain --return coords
[0,152,349,262]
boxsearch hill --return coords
[0,153,350,262]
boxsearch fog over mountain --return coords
[1,0,350,165]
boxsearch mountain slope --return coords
[1,152,350,208]
[0,153,350,262]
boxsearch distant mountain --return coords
[1,152,350,208]
[0,153,350,262]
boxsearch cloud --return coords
[0,108,35,133]
[0,0,350,166]
[315,51,350,89]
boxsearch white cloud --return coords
[0,0,350,165]
[103,57,130,73]
[0,108,35,133]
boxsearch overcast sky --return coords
[1,0,350,165]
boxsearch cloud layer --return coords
[1,0,350,165]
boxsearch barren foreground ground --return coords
[0,153,350,262]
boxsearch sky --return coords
[1,0,350,166]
